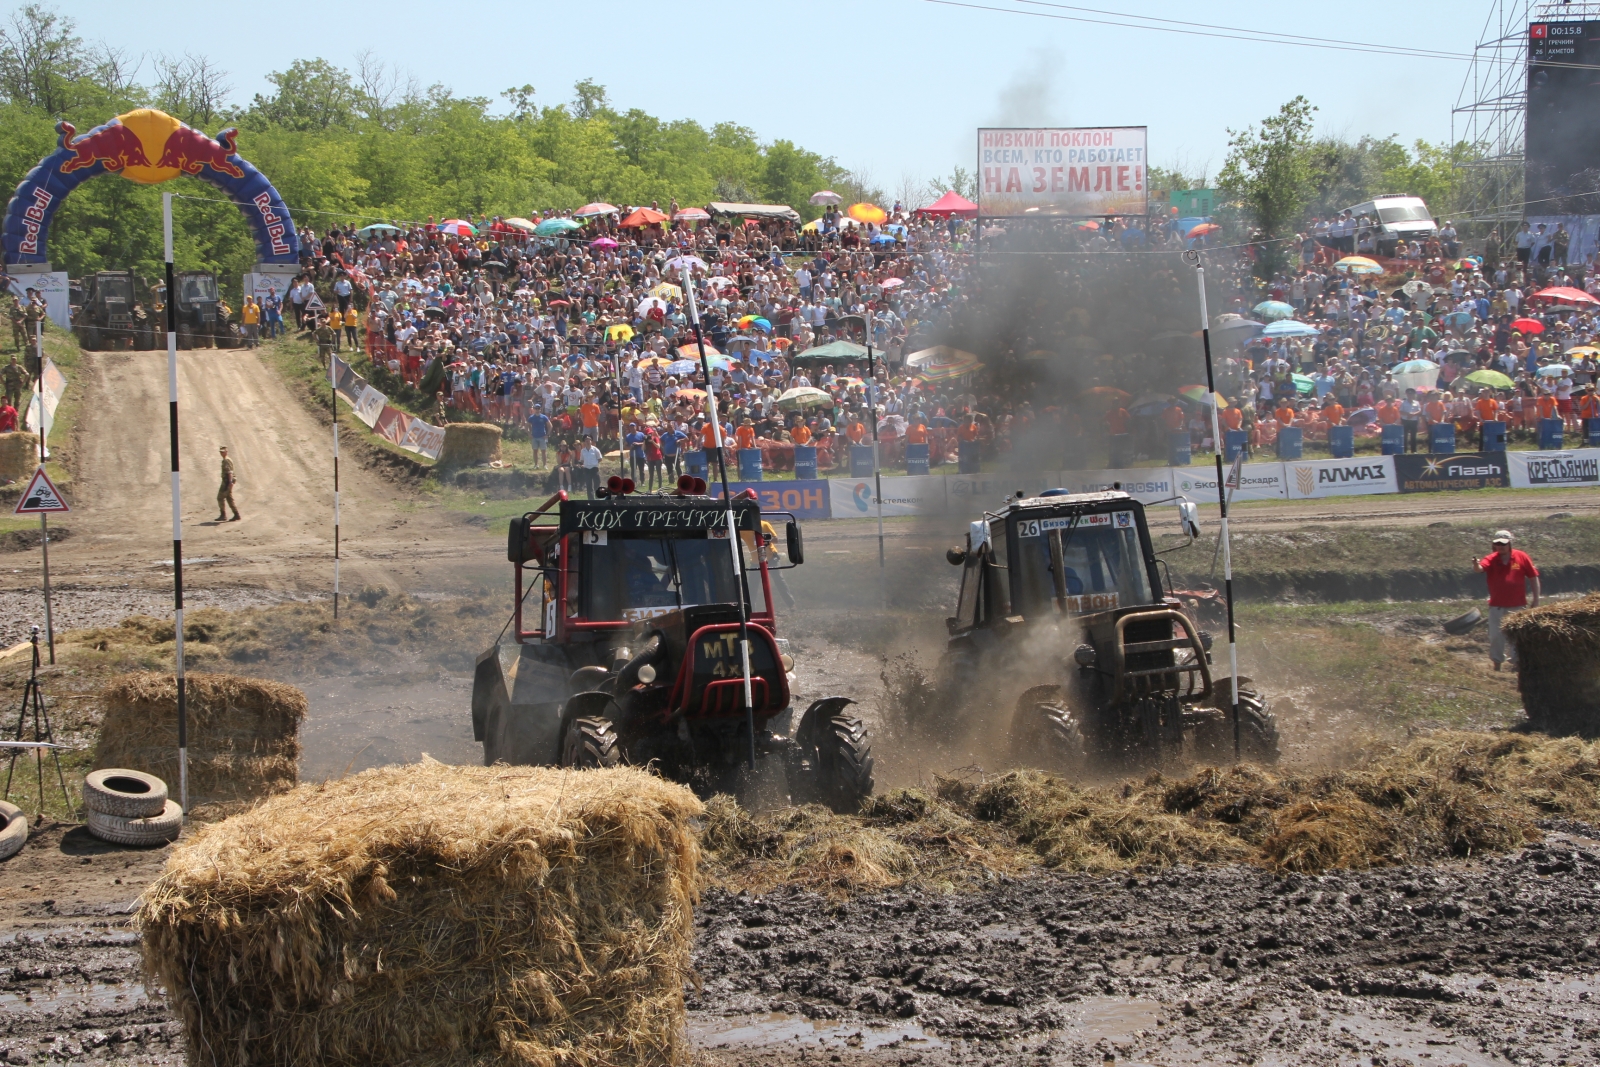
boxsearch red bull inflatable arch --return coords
[3,107,300,272]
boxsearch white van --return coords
[1344,195,1437,256]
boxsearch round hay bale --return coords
[138,761,703,1067]
[0,432,41,482]
[436,423,502,469]
[95,672,305,805]
[1502,593,1600,737]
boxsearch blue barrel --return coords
[850,444,875,478]
[905,442,931,476]
[685,449,708,477]
[1480,420,1506,452]
[793,444,818,481]
[1276,425,1303,460]
[1108,433,1133,468]
[1168,431,1191,467]
[1586,417,1600,447]
[1380,424,1404,455]
[737,448,763,481]
[1428,422,1455,455]
[958,438,982,474]
[1327,424,1354,459]
[1223,429,1249,463]
[1539,418,1564,450]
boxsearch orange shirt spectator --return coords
[905,421,929,444]
[791,423,812,445]
[1376,400,1401,426]
[1220,406,1243,431]
[845,420,866,445]
[957,418,981,442]
[1322,401,1345,426]
[1106,406,1130,434]
[579,401,600,429]
[1537,394,1559,419]
[1474,395,1500,423]
[701,422,722,449]
[1160,403,1185,431]
[1577,391,1599,420]
[734,424,756,449]
[1424,398,1447,424]
[1275,404,1296,426]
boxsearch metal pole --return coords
[38,514,53,665]
[163,192,188,813]
[866,316,885,570]
[330,356,339,619]
[1185,251,1241,760]
[31,317,53,665]
[681,265,757,769]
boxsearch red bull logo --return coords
[155,126,245,180]
[57,121,152,174]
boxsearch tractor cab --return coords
[474,479,874,810]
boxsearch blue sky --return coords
[64,0,1491,194]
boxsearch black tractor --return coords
[472,479,875,812]
[170,271,238,349]
[74,271,158,350]
[942,488,1278,773]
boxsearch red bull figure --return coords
[156,127,245,180]
[56,121,152,174]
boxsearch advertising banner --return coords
[1394,452,1509,492]
[829,475,947,519]
[1283,456,1398,499]
[978,127,1148,216]
[354,385,386,428]
[5,271,70,327]
[710,480,832,521]
[1172,463,1289,501]
[946,471,1063,514]
[1056,468,1176,505]
[1507,448,1600,488]
[24,357,66,437]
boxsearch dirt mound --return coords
[702,731,1600,891]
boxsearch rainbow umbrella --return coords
[436,219,476,236]
[1334,256,1383,274]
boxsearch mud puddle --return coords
[690,1011,943,1052]
[297,672,478,779]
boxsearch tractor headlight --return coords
[780,654,795,672]
[1074,644,1097,668]
[637,663,657,684]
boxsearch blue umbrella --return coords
[1253,300,1296,321]
[357,223,400,237]
[870,233,898,245]
[1262,319,1319,337]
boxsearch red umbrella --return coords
[1511,317,1545,334]
[1529,286,1599,306]
[619,207,668,228]
[1186,222,1221,238]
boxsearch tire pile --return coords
[0,800,25,861]
[83,769,182,846]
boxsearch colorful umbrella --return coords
[436,219,476,236]
[605,324,634,341]
[1334,256,1384,274]
[678,342,721,359]
[879,277,905,289]
[1291,373,1317,396]
[1074,220,1101,231]
[502,217,538,233]
[619,207,668,228]
[573,202,619,218]
[847,202,887,225]
[648,282,682,301]
[1262,319,1319,337]
[1530,286,1599,306]
[1185,222,1221,238]
[1566,345,1600,357]
[357,223,400,237]
[590,236,619,249]
[1253,301,1296,321]
[664,255,707,273]
[1511,317,1545,334]
[810,190,843,206]
[535,218,581,236]
[1464,369,1515,389]
[675,388,708,399]
[778,386,835,410]
[637,356,674,369]
[672,208,711,221]
[771,337,793,349]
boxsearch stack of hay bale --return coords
[95,673,305,806]
[437,423,502,469]
[1503,593,1600,737]
[0,432,40,482]
[138,761,703,1067]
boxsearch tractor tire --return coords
[82,769,167,819]
[789,697,874,813]
[177,324,193,351]
[1193,688,1280,764]
[86,800,183,847]
[560,716,620,770]
[77,325,99,350]
[0,800,25,861]
[1010,685,1087,773]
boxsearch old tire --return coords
[82,769,167,819]
[560,716,619,769]
[0,800,25,861]
[791,699,875,813]
[1195,688,1280,764]
[86,799,183,847]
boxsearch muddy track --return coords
[3,830,1595,1065]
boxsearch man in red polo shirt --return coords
[1475,529,1540,671]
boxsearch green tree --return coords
[1218,95,1318,277]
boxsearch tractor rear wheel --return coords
[1010,684,1087,773]
[1193,688,1280,764]
[560,716,619,769]
[789,697,874,813]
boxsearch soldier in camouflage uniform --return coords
[1,356,26,413]
[6,300,23,354]
[216,446,241,522]
[22,295,45,378]
[313,315,335,369]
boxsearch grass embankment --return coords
[0,589,502,820]
[704,731,1600,895]
[0,321,84,536]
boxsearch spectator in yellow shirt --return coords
[326,307,343,353]
[241,297,260,349]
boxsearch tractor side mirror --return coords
[507,514,533,564]
[1177,500,1201,541]
[785,520,804,566]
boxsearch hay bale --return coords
[1502,594,1600,736]
[0,432,40,481]
[95,672,305,805]
[137,762,702,1067]
[437,423,502,469]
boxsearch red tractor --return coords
[472,478,875,811]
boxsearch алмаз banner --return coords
[978,127,1148,217]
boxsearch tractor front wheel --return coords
[1010,684,1087,774]
[788,697,875,813]
[1193,687,1280,764]
[560,716,620,769]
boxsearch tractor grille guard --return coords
[1107,608,1213,707]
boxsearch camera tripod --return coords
[3,626,70,817]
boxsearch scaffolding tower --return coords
[1452,0,1531,226]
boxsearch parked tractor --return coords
[472,478,875,811]
[169,271,238,349]
[73,271,158,350]
[941,488,1277,772]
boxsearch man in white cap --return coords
[1475,530,1540,671]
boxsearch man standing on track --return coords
[1476,529,1538,672]
[216,446,241,522]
